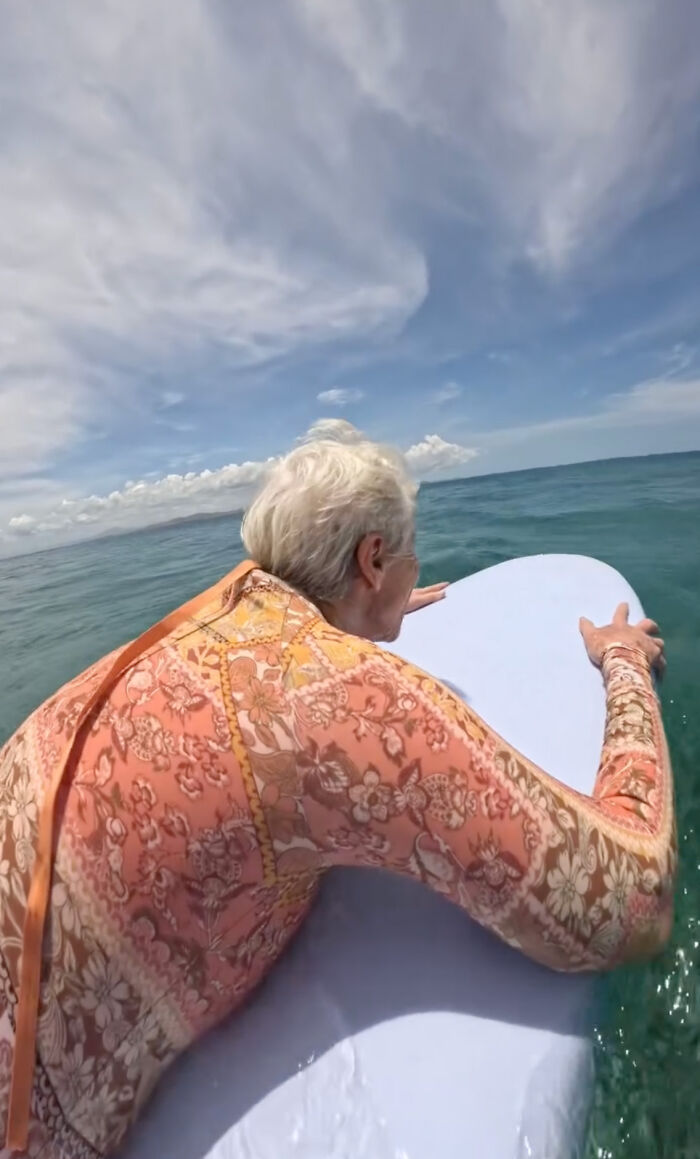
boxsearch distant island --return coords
[100,506,246,544]
[141,508,245,533]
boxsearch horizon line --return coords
[1,446,698,565]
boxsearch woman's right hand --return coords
[579,602,666,675]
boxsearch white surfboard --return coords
[122,554,645,1159]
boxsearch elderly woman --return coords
[0,425,675,1157]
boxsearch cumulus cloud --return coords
[405,434,479,477]
[4,426,480,546]
[4,372,697,550]
[316,388,365,406]
[6,459,274,541]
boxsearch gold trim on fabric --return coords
[217,644,277,886]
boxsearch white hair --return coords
[241,420,417,602]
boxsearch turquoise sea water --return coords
[0,450,698,1157]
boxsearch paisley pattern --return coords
[0,569,676,1156]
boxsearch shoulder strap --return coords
[5,559,257,1150]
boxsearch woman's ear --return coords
[356,533,386,590]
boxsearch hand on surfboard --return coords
[406,581,449,614]
[579,602,666,675]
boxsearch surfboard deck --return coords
[122,554,644,1159]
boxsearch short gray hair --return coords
[241,420,417,602]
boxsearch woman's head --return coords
[241,420,418,641]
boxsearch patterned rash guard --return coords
[0,568,676,1157]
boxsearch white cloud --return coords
[7,514,37,536]
[405,434,479,477]
[160,390,185,408]
[0,379,87,481]
[2,0,699,525]
[5,459,274,544]
[433,381,462,404]
[0,0,427,486]
[661,343,696,377]
[317,388,365,406]
[475,377,700,468]
[300,0,700,271]
[3,426,481,548]
[4,374,697,551]
[612,377,700,419]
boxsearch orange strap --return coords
[5,559,256,1151]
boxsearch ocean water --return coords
[0,450,698,1157]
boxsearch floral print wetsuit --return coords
[0,567,676,1156]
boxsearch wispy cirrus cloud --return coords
[300,0,700,270]
[160,391,186,409]
[474,375,700,473]
[432,381,462,404]
[613,377,700,419]
[661,343,697,377]
[317,388,365,406]
[0,1,428,486]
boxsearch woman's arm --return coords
[405,582,449,614]
[278,610,675,973]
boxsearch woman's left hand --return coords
[406,582,449,614]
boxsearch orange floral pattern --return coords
[0,569,676,1156]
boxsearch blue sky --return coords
[2,0,700,554]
